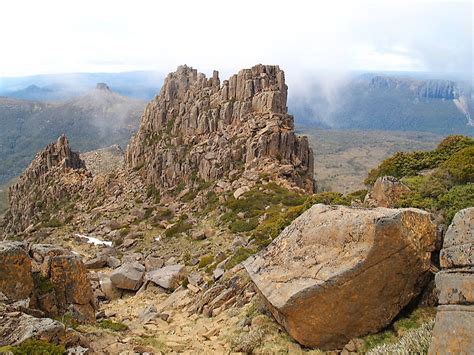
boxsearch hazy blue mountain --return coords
[0,71,165,101]
[0,84,146,184]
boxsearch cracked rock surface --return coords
[244,204,436,349]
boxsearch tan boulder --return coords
[244,204,436,349]
[364,176,410,207]
[429,207,474,354]
[48,255,94,307]
[0,242,34,301]
[429,305,474,353]
[145,264,186,290]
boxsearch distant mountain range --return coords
[0,84,145,183]
[0,69,472,185]
[289,73,473,135]
[0,71,165,101]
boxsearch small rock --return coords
[144,256,164,271]
[84,255,108,269]
[233,186,250,199]
[110,262,145,291]
[213,268,224,281]
[145,265,186,290]
[107,256,121,269]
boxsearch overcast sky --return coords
[0,0,471,80]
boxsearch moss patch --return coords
[98,319,128,331]
[0,339,65,355]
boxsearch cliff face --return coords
[6,136,90,233]
[370,76,460,100]
[126,64,315,193]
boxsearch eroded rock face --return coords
[126,64,315,193]
[0,242,34,301]
[6,136,90,233]
[0,312,79,347]
[244,204,436,349]
[364,176,410,208]
[429,208,474,354]
[0,242,95,323]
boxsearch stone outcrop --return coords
[364,176,410,207]
[0,242,34,300]
[6,136,90,234]
[0,312,81,347]
[244,204,436,349]
[0,242,95,323]
[429,208,474,354]
[126,64,314,193]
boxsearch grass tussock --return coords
[98,319,128,331]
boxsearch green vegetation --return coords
[42,217,63,228]
[198,255,214,268]
[361,307,436,353]
[366,135,473,184]
[32,272,54,295]
[146,185,161,204]
[0,94,144,185]
[164,218,192,238]
[98,319,128,331]
[368,320,434,355]
[366,135,474,223]
[225,247,254,270]
[0,339,65,355]
[222,182,364,249]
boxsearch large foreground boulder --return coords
[429,208,474,354]
[244,204,436,349]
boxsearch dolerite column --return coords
[429,207,474,354]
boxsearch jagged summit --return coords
[95,82,111,91]
[6,136,89,233]
[126,64,315,193]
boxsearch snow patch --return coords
[75,233,112,247]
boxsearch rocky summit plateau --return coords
[0,64,473,354]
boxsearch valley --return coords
[300,128,443,193]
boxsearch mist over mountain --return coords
[0,71,165,101]
[0,84,145,183]
[289,72,473,135]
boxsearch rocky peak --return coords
[126,64,314,193]
[6,136,89,233]
[95,82,111,91]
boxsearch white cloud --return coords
[0,0,471,78]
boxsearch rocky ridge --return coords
[6,136,90,234]
[126,64,315,193]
